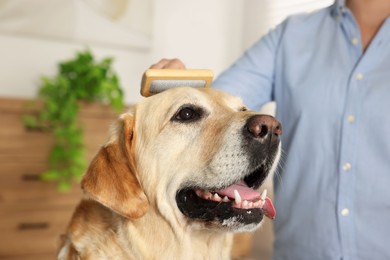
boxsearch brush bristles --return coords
[150,80,207,94]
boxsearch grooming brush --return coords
[140,69,214,97]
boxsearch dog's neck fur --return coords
[120,204,233,259]
[60,199,233,259]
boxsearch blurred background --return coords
[0,0,332,259]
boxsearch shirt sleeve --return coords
[212,22,285,111]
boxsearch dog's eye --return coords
[172,106,201,122]
[240,106,248,112]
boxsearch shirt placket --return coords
[337,11,362,260]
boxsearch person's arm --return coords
[213,23,284,111]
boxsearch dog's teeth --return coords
[248,202,254,208]
[258,199,265,208]
[260,201,265,208]
[204,191,212,200]
[222,196,230,202]
[195,190,203,198]
[260,189,267,201]
[234,190,242,204]
[254,197,265,208]
[259,189,267,209]
[242,200,248,209]
[213,193,222,202]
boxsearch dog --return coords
[58,86,282,259]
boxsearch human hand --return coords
[149,58,186,69]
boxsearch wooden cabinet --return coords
[0,98,118,259]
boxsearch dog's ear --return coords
[81,113,149,219]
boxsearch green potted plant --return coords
[23,49,124,191]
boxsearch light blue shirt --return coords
[213,1,390,259]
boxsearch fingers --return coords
[149,58,171,69]
[149,58,186,69]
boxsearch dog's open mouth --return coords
[176,165,276,230]
[194,180,275,219]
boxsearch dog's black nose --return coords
[246,115,282,140]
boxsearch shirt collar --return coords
[331,0,347,19]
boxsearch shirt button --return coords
[346,115,355,123]
[342,163,352,171]
[341,208,350,217]
[356,73,363,80]
[351,37,359,45]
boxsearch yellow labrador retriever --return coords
[58,87,281,259]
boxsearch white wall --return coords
[242,0,273,50]
[243,0,334,50]
[0,0,244,105]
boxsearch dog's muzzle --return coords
[176,114,282,232]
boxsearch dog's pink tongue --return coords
[217,180,261,201]
[263,197,276,220]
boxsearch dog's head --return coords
[82,87,281,233]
